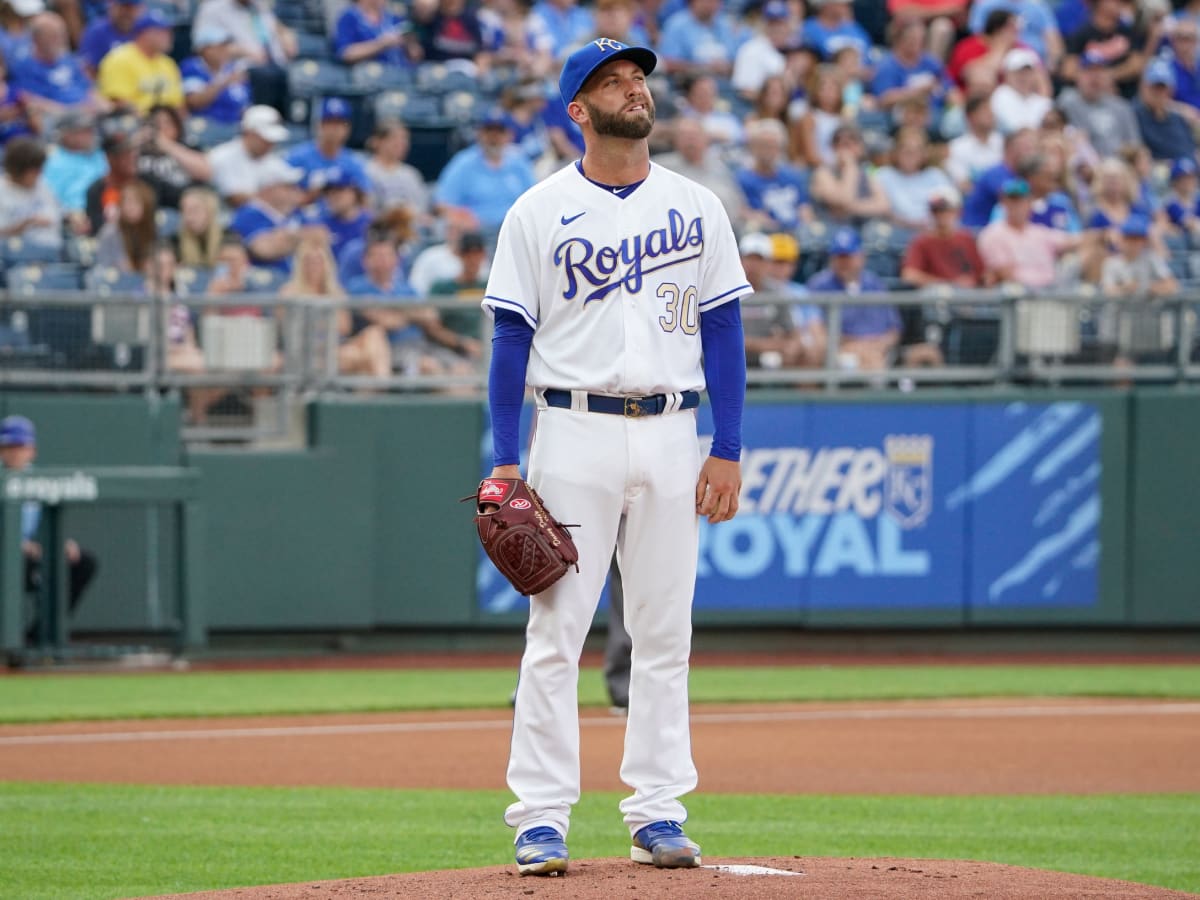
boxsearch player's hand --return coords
[696,456,740,524]
[484,464,522,511]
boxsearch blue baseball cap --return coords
[1170,157,1198,180]
[132,8,171,32]
[559,38,657,110]
[1145,58,1177,89]
[1001,177,1031,198]
[828,226,861,255]
[1121,213,1151,238]
[479,107,515,130]
[319,165,368,191]
[0,415,36,447]
[762,0,790,19]
[319,97,351,121]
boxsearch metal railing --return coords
[3,285,1199,441]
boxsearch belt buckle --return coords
[623,396,646,418]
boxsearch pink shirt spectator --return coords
[977,220,1074,288]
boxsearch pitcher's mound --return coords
[147,857,1198,899]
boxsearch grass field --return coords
[2,663,1199,723]
[4,663,1199,899]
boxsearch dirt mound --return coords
[143,857,1199,899]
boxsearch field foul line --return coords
[2,702,1199,747]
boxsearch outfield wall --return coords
[4,388,1199,632]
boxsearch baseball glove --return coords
[470,477,579,596]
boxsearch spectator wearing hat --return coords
[1163,157,1200,239]
[991,48,1053,135]
[429,229,489,352]
[180,25,251,125]
[286,97,369,200]
[302,165,373,265]
[207,104,291,205]
[810,122,891,229]
[0,135,61,249]
[658,0,743,78]
[1056,58,1139,159]
[653,116,744,222]
[229,155,307,272]
[960,126,1038,228]
[731,0,792,99]
[96,9,182,114]
[0,0,43,66]
[945,94,1002,193]
[191,0,296,110]
[901,185,987,288]
[739,231,827,370]
[967,0,1062,68]
[801,0,871,64]
[333,0,415,66]
[1164,17,1200,113]
[0,415,99,642]
[364,120,429,217]
[434,109,534,232]
[84,126,147,232]
[1101,212,1177,299]
[872,17,951,122]
[875,124,955,230]
[1135,60,1197,162]
[42,109,106,233]
[978,177,1081,289]
[806,226,903,371]
[735,117,812,233]
[1061,0,1146,99]
[10,12,105,116]
[79,0,142,77]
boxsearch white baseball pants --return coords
[504,401,702,840]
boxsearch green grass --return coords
[1,664,1198,723]
[3,783,1197,899]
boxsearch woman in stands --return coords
[809,122,891,229]
[794,64,848,167]
[281,230,392,379]
[876,125,955,231]
[1080,156,1157,281]
[95,179,158,272]
[175,186,223,269]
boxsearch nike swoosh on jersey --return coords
[560,211,586,225]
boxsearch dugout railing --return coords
[3,286,1200,441]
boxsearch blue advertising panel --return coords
[961,401,1101,610]
[476,399,1101,616]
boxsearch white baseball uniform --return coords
[483,160,751,840]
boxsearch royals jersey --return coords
[482,162,751,396]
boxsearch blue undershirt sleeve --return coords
[699,299,746,462]
[489,307,535,467]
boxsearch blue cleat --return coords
[515,826,569,876]
[631,820,701,868]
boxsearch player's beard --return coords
[580,94,656,140]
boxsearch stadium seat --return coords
[156,208,181,239]
[1,237,62,266]
[86,266,145,296]
[63,235,97,268]
[373,90,446,128]
[175,266,213,297]
[415,62,479,95]
[245,267,287,293]
[351,61,415,92]
[185,117,240,150]
[6,264,82,295]
[287,59,353,99]
[296,30,333,61]
[442,89,480,125]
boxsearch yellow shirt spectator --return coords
[97,11,184,114]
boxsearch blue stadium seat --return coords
[185,117,240,150]
[287,59,353,98]
[296,30,333,61]
[442,89,480,125]
[86,266,145,296]
[6,263,82,295]
[351,61,416,91]
[416,62,479,95]
[175,266,213,297]
[1,237,62,266]
[373,90,446,127]
[156,207,181,238]
[245,267,287,293]
[63,235,97,268]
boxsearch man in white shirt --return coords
[945,94,1003,193]
[991,47,1053,134]
[730,0,791,99]
[206,104,290,206]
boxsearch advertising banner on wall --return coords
[476,400,1101,616]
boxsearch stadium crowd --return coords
[0,0,1198,404]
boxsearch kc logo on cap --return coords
[558,38,657,110]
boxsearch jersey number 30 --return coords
[657,283,699,335]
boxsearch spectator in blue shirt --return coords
[1135,59,1198,161]
[871,17,950,122]
[11,13,105,115]
[1164,157,1200,239]
[968,0,1062,68]
[961,127,1039,228]
[0,51,32,146]
[735,117,812,232]
[78,0,141,77]
[434,109,535,232]
[658,0,743,78]
[801,0,872,63]
[806,226,901,371]
[528,0,593,61]
[0,0,40,65]
[333,0,414,66]
[286,97,368,199]
[181,26,251,125]
[228,155,306,272]
[1165,18,1200,112]
[42,108,106,234]
[303,166,374,265]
